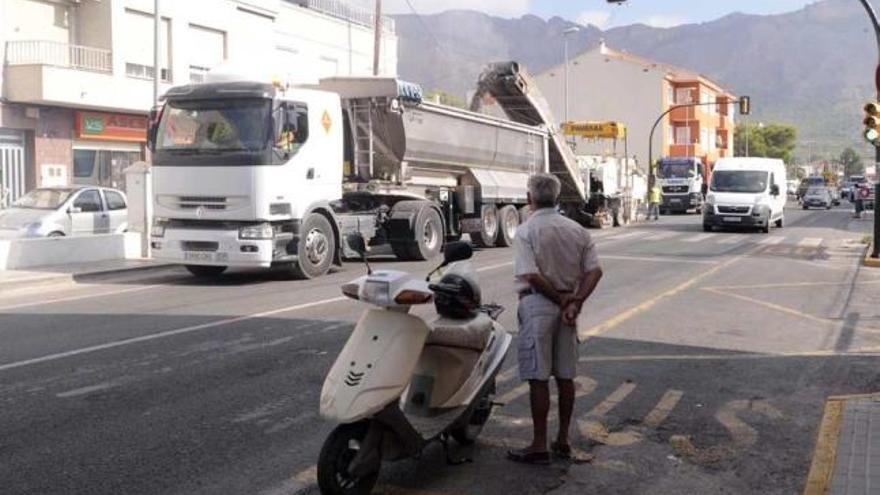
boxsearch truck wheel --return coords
[496,205,519,247]
[518,206,531,224]
[290,213,335,280]
[411,207,443,260]
[472,204,499,248]
[185,265,227,278]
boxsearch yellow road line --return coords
[496,383,529,405]
[587,381,637,417]
[578,248,754,341]
[703,279,880,291]
[580,348,880,363]
[804,399,845,495]
[642,390,684,428]
[703,287,829,325]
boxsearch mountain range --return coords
[392,0,878,162]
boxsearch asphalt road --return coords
[1,203,878,495]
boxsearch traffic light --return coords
[864,102,880,146]
[739,96,751,116]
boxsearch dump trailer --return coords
[149,63,587,279]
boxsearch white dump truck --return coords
[148,62,587,278]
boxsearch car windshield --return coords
[659,161,696,179]
[156,98,271,153]
[12,189,73,210]
[711,171,769,193]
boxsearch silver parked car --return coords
[0,187,128,238]
[802,187,833,210]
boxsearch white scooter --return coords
[317,236,512,495]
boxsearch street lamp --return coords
[563,27,579,123]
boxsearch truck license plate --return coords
[722,217,742,223]
[184,252,228,262]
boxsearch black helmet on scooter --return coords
[432,273,481,319]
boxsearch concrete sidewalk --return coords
[0,258,173,292]
[806,394,880,495]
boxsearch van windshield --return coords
[711,171,769,194]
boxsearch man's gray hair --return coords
[528,173,561,206]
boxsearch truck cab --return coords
[656,157,705,214]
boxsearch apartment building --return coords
[0,0,398,205]
[536,41,736,173]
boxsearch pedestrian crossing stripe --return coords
[758,236,785,245]
[645,232,678,241]
[683,233,716,243]
[596,230,858,249]
[798,238,823,248]
[718,236,744,244]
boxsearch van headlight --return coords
[239,223,274,240]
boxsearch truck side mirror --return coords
[147,105,162,152]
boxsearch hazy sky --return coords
[371,0,819,29]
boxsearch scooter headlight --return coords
[362,280,391,306]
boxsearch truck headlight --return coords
[152,218,167,238]
[239,223,274,240]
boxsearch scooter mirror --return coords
[443,241,472,264]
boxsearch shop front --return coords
[73,111,148,190]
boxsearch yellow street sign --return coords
[562,121,627,139]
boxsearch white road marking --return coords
[476,261,513,272]
[0,284,161,312]
[644,232,678,241]
[799,237,824,248]
[683,233,715,243]
[718,236,744,245]
[0,297,348,373]
[758,236,786,245]
[600,232,649,243]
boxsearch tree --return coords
[734,123,797,164]
[425,90,466,109]
[838,147,865,177]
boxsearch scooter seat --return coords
[426,313,493,351]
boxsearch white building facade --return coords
[0,0,398,203]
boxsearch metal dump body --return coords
[317,76,548,202]
[470,62,586,203]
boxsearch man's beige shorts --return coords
[516,294,578,381]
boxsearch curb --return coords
[804,393,880,495]
[0,262,175,293]
[864,244,880,268]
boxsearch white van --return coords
[703,158,787,233]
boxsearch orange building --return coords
[664,74,737,168]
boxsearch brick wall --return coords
[33,108,74,188]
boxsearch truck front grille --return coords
[178,196,227,210]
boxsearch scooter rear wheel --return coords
[317,422,379,495]
[451,380,495,446]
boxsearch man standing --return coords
[508,173,603,465]
[648,183,662,221]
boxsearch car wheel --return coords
[290,213,335,280]
[703,223,713,232]
[47,231,65,238]
[761,222,770,234]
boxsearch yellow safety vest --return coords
[650,186,662,203]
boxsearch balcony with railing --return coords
[5,40,112,73]
[288,0,395,31]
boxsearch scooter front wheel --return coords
[317,422,379,495]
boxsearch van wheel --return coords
[472,204,499,248]
[775,216,784,228]
[185,265,227,278]
[290,213,335,280]
[761,222,770,234]
[317,422,379,495]
[496,205,519,247]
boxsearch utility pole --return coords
[372,0,382,76]
[857,0,880,258]
[153,0,160,105]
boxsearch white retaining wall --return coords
[0,233,141,270]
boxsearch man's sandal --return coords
[507,448,551,465]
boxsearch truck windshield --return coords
[711,171,769,193]
[659,162,696,179]
[156,98,271,153]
